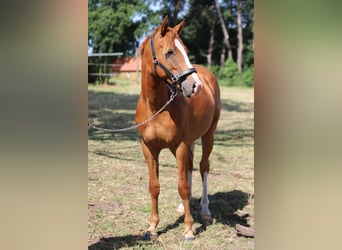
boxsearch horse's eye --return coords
[166,49,174,57]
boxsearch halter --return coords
[150,31,197,90]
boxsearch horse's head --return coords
[148,16,202,97]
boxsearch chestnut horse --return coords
[135,16,220,240]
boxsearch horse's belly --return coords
[188,115,214,141]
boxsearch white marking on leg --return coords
[177,203,184,213]
[177,171,192,214]
[201,172,211,216]
[175,39,202,87]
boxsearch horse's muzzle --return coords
[182,80,202,97]
[182,80,195,97]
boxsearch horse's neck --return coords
[141,67,169,112]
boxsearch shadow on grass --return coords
[220,98,254,113]
[214,128,254,148]
[88,90,140,142]
[88,190,251,249]
[192,190,252,233]
[88,90,254,143]
[156,190,252,236]
[88,235,144,250]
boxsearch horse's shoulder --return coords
[193,64,219,97]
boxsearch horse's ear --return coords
[174,19,185,35]
[160,16,169,36]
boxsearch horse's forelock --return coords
[162,34,174,55]
[160,29,180,55]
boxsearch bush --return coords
[240,66,254,87]
[215,59,254,87]
[209,65,220,77]
[219,59,239,86]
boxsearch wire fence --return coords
[88,52,123,82]
[88,52,124,57]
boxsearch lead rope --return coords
[88,90,178,133]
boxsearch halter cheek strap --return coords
[150,32,197,88]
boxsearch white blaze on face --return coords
[174,39,202,89]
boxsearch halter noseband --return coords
[150,32,197,89]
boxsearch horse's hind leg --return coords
[200,127,217,223]
[141,140,160,240]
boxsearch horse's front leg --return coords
[177,143,194,213]
[141,140,160,240]
[175,143,194,240]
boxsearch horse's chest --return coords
[142,114,181,146]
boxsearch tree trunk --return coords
[170,0,182,25]
[236,0,243,73]
[219,43,226,73]
[214,0,232,60]
[207,15,216,68]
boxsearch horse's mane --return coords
[140,25,162,57]
[139,34,152,57]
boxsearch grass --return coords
[88,80,254,249]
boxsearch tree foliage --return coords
[89,0,149,54]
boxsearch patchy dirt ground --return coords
[88,83,254,249]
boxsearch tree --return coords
[214,0,233,62]
[241,0,254,69]
[88,0,150,55]
[181,0,218,65]
[236,0,243,73]
[207,11,216,68]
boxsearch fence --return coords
[88,52,141,84]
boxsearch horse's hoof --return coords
[144,231,158,241]
[182,229,195,241]
[183,235,195,241]
[143,232,151,241]
[201,214,213,225]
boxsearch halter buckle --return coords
[171,74,180,83]
[153,57,158,65]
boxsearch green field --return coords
[88,81,254,249]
